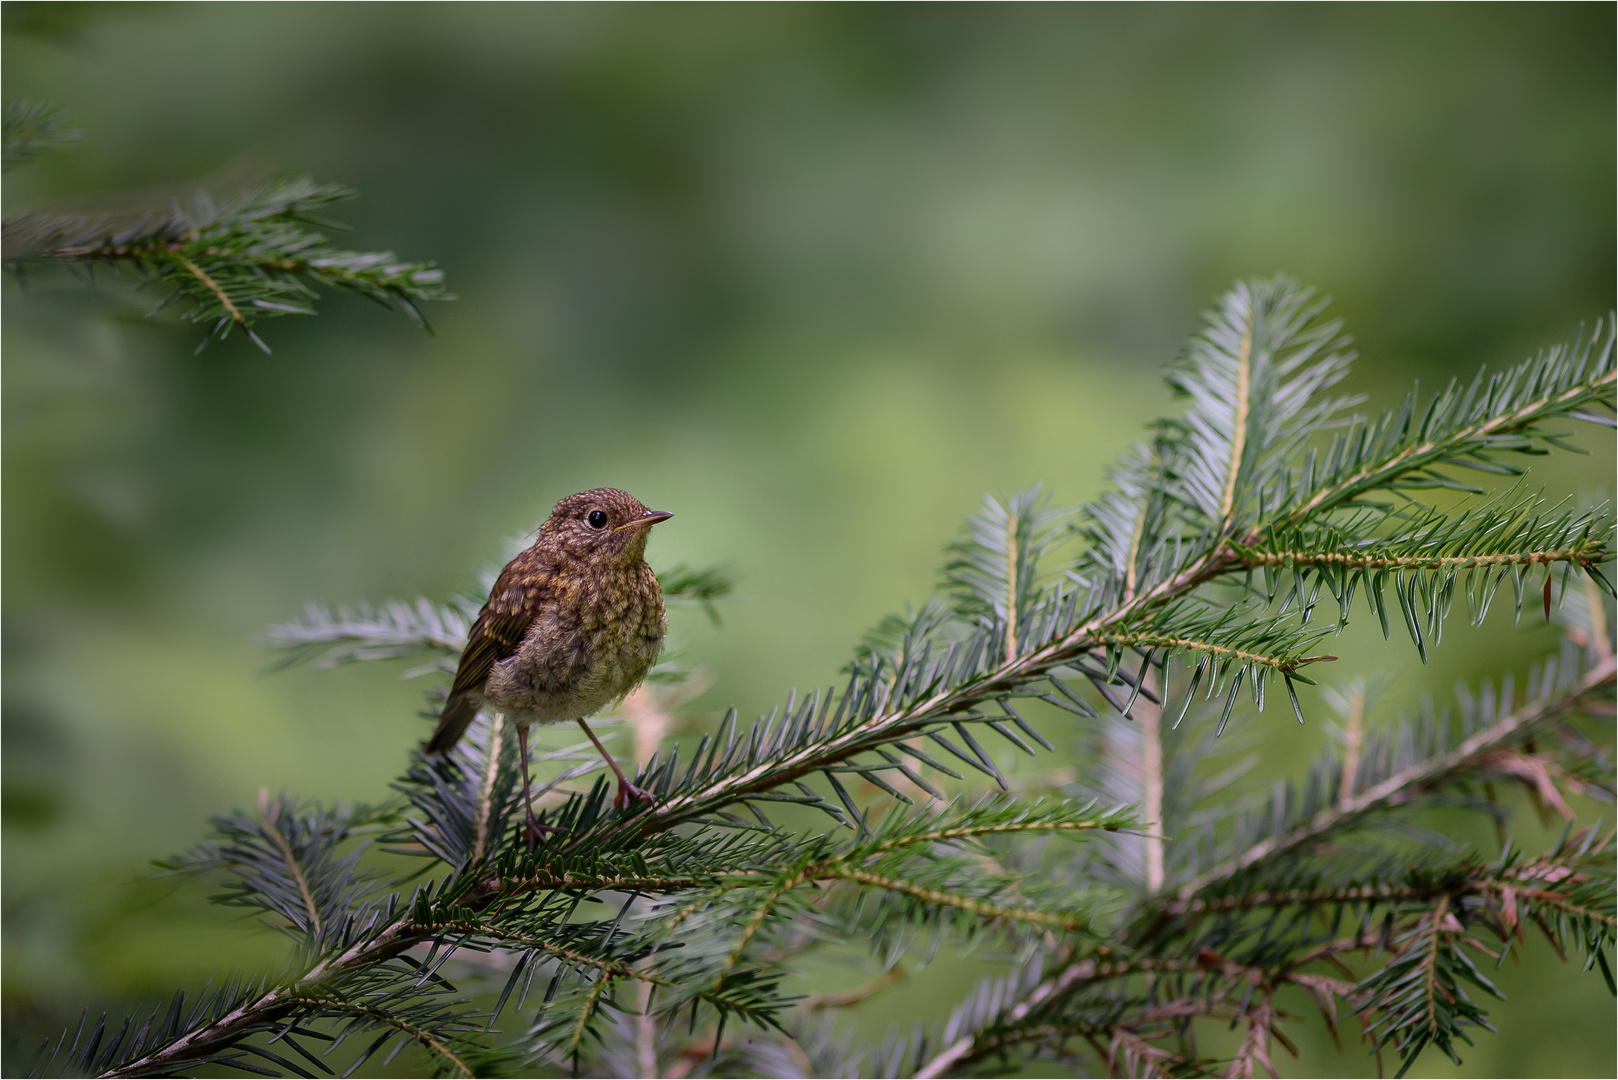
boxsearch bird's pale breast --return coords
[484,561,665,726]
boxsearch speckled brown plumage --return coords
[427,488,670,827]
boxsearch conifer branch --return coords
[717,877,803,985]
[5,177,454,351]
[285,996,477,1079]
[823,867,1092,932]
[4,105,453,350]
[901,649,1613,1077]
[1284,364,1617,526]
[1234,544,1603,573]
[41,279,1615,1080]
[866,817,1116,853]
[1176,651,1615,899]
[1092,631,1334,674]
[1139,677,1166,894]
[3,101,80,171]
[259,802,324,946]
[469,714,507,866]
[1219,321,1254,525]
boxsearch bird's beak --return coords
[616,509,673,533]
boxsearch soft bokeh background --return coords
[3,4,1613,1076]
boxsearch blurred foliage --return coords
[2,4,1613,1077]
[2,99,79,172]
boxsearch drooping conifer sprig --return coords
[3,103,451,352]
[2,100,81,172]
[34,278,1615,1078]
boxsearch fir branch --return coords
[623,590,1288,835]
[1229,491,1613,638]
[421,918,771,1032]
[286,995,477,1079]
[161,796,393,952]
[1091,630,1334,675]
[49,279,1616,1079]
[1234,545,1603,573]
[896,634,1612,1078]
[257,286,1613,860]
[261,803,325,946]
[1138,678,1167,894]
[1219,317,1253,524]
[1175,650,1615,899]
[563,978,612,1059]
[1080,439,1173,605]
[1164,882,1431,917]
[1227,994,1283,1080]
[943,487,1075,662]
[823,866,1091,933]
[1279,326,1616,526]
[1157,846,1616,928]
[2,100,80,172]
[1356,893,1495,1075]
[262,598,476,672]
[425,923,705,993]
[5,173,452,349]
[469,714,508,866]
[88,796,1117,1075]
[865,818,1116,854]
[1165,277,1358,532]
[912,984,1242,1078]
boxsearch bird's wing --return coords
[450,551,552,699]
[426,550,552,753]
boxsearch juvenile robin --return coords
[426,488,671,843]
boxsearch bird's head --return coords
[541,488,672,566]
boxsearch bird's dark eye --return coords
[587,510,609,530]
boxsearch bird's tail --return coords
[426,693,481,754]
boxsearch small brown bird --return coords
[427,488,671,841]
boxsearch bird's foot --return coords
[523,815,566,851]
[613,780,656,809]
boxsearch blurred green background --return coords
[3,4,1613,1076]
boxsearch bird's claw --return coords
[523,818,566,850]
[613,781,656,809]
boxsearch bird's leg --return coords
[515,721,563,848]
[576,718,654,808]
